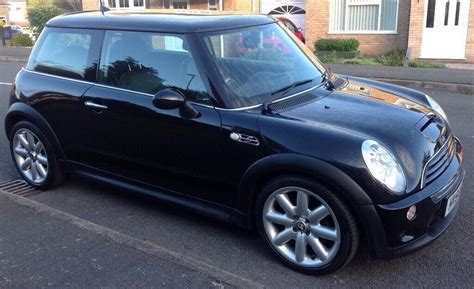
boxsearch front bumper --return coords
[359,137,464,259]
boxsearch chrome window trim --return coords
[420,135,452,189]
[22,68,321,112]
[22,68,155,98]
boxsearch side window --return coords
[98,30,211,104]
[26,28,101,81]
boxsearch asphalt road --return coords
[0,61,473,288]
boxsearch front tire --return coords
[9,121,63,190]
[256,176,359,275]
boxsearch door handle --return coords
[84,101,108,110]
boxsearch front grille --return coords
[422,136,455,187]
[431,169,464,201]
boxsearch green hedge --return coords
[10,34,34,47]
[374,49,405,66]
[27,5,62,36]
[315,38,360,52]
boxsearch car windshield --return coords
[203,23,326,108]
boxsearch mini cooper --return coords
[5,11,464,275]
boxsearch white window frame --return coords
[329,0,399,34]
[105,0,146,10]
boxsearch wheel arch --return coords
[5,102,66,160]
[236,154,373,226]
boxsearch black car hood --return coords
[260,76,451,193]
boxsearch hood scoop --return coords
[415,112,446,143]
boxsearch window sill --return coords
[108,7,147,10]
[328,31,398,35]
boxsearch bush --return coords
[375,49,405,66]
[242,49,284,61]
[10,34,34,47]
[315,38,359,52]
[338,38,359,51]
[315,39,338,51]
[408,60,444,68]
[27,5,62,36]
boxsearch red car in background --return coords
[275,16,305,43]
[233,16,305,56]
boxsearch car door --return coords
[23,27,103,164]
[80,30,232,205]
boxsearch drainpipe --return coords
[219,0,223,10]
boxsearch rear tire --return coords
[256,176,359,275]
[9,121,63,190]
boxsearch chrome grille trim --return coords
[421,135,453,188]
[431,169,464,202]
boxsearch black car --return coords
[5,11,464,275]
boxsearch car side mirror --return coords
[153,88,185,110]
[297,27,303,32]
[153,88,200,119]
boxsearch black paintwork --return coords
[4,12,464,259]
[47,11,276,33]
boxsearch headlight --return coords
[361,140,406,194]
[425,94,448,121]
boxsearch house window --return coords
[426,0,435,27]
[107,0,145,9]
[208,0,218,10]
[159,0,189,9]
[330,0,399,33]
[172,1,188,9]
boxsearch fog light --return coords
[407,205,417,221]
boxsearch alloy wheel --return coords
[12,129,49,184]
[262,186,341,267]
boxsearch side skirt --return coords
[60,160,251,229]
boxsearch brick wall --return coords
[466,0,474,61]
[82,0,99,10]
[190,0,208,10]
[406,0,424,59]
[306,0,411,56]
[0,0,10,24]
[224,0,258,12]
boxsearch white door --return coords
[260,0,306,35]
[421,0,471,59]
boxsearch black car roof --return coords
[46,11,276,33]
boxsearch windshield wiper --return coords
[263,78,315,115]
[270,78,315,96]
[322,68,335,90]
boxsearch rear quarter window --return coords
[26,27,102,82]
